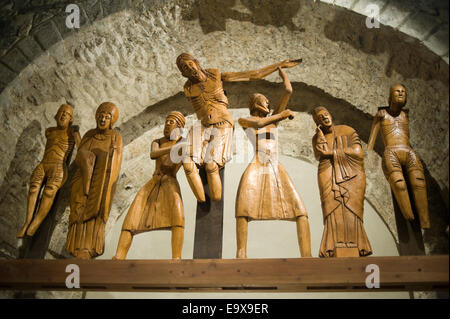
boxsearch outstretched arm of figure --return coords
[272,67,293,115]
[238,110,294,129]
[150,137,181,160]
[367,114,381,151]
[221,59,302,82]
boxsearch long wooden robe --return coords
[66,129,123,258]
[313,125,372,257]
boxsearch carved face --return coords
[164,117,179,139]
[252,95,270,116]
[316,109,333,128]
[96,112,112,130]
[56,106,73,128]
[389,84,407,107]
[179,59,205,82]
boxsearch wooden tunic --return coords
[121,138,184,233]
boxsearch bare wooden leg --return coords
[183,160,206,202]
[113,230,133,260]
[296,216,312,257]
[206,162,222,201]
[388,172,414,221]
[236,217,248,259]
[171,226,184,259]
[26,185,58,236]
[17,182,42,238]
[408,169,431,229]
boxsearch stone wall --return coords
[0,0,448,297]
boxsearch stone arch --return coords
[1,0,448,91]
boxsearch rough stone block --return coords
[333,0,357,9]
[84,0,104,22]
[443,54,449,65]
[52,2,91,37]
[52,12,77,39]
[16,36,44,62]
[0,47,29,73]
[101,0,131,16]
[74,2,91,31]
[32,20,63,50]
[0,63,17,86]
[378,0,414,28]
[423,26,449,56]
[399,12,439,41]
[0,36,19,57]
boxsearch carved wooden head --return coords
[388,84,407,109]
[95,102,119,130]
[176,53,206,82]
[55,104,74,128]
[312,106,333,128]
[248,93,270,117]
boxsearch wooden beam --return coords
[193,167,224,259]
[0,256,447,292]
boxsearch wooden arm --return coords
[73,130,81,148]
[367,116,380,151]
[272,67,293,115]
[238,114,286,129]
[221,59,301,82]
[150,139,179,160]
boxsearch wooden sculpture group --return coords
[17,54,431,260]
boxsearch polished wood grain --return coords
[0,256,447,292]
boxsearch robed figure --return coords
[235,68,312,258]
[312,106,372,257]
[114,111,186,260]
[66,102,123,259]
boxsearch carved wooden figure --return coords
[176,53,302,202]
[312,106,372,257]
[66,102,123,259]
[235,68,312,259]
[17,104,81,238]
[368,84,430,229]
[113,112,186,260]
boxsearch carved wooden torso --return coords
[184,69,233,127]
[154,138,182,178]
[378,108,410,148]
[42,127,76,164]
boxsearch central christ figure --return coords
[176,53,301,202]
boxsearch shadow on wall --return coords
[323,9,449,85]
[0,120,44,258]
[181,0,305,33]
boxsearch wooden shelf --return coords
[0,255,447,292]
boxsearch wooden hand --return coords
[281,109,294,120]
[280,58,302,69]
